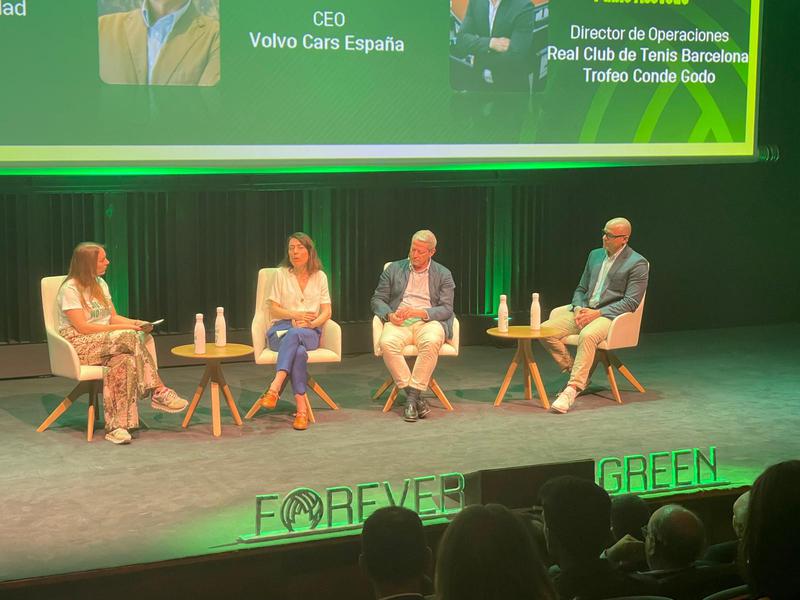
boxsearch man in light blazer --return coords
[98,0,220,86]
[371,230,456,423]
[540,218,649,413]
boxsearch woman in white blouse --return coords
[258,233,332,430]
[56,242,188,445]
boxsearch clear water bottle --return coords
[530,292,541,331]
[214,306,227,347]
[498,294,509,333]
[193,313,206,354]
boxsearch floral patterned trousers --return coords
[60,327,162,431]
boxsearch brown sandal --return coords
[259,388,280,409]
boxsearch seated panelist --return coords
[539,218,649,414]
[258,233,331,431]
[371,230,455,423]
[57,242,188,445]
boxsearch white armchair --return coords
[245,267,341,420]
[37,276,157,441]
[371,264,459,412]
[548,293,647,404]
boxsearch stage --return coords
[1,323,798,586]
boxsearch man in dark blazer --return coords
[452,0,536,92]
[540,217,649,413]
[371,230,455,422]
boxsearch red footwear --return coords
[293,412,309,431]
[259,388,279,409]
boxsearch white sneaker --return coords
[151,388,189,413]
[105,428,132,444]
[551,387,578,414]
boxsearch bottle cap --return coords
[532,292,539,299]
[216,306,224,312]
[196,313,203,319]
[500,294,507,300]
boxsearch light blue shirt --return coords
[141,0,192,84]
[589,244,625,308]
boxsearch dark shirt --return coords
[703,539,739,564]
[550,558,658,600]
[639,562,743,600]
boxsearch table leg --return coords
[217,367,243,426]
[210,380,222,438]
[523,352,532,401]
[494,345,522,406]
[182,365,211,428]
[522,343,550,409]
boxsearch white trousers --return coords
[539,311,612,391]
[379,320,445,391]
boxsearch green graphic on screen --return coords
[0,0,761,167]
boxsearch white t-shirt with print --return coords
[56,277,113,330]
[268,268,331,324]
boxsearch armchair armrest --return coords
[251,313,267,357]
[605,310,641,349]
[320,320,342,359]
[46,328,82,380]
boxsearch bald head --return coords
[601,218,632,256]
[645,504,706,570]
[606,217,632,236]
[732,491,750,539]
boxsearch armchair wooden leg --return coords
[383,386,399,413]
[244,396,264,420]
[599,352,622,404]
[86,383,102,441]
[304,395,316,424]
[308,376,339,410]
[429,378,454,411]
[37,381,94,434]
[607,352,646,393]
[372,376,394,401]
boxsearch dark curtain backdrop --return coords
[1,159,798,346]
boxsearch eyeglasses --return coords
[602,230,628,239]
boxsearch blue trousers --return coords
[267,320,321,395]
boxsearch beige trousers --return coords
[379,320,445,391]
[538,311,612,391]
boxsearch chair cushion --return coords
[255,348,341,365]
[78,365,105,380]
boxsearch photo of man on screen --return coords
[450,0,539,93]
[98,0,220,86]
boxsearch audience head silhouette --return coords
[435,503,555,600]
[644,504,706,570]
[611,493,651,541]
[540,476,612,564]
[742,459,800,600]
[360,506,430,598]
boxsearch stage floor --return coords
[1,324,798,583]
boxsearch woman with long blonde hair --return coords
[56,242,187,444]
[258,232,331,430]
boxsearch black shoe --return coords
[403,401,418,422]
[416,398,431,419]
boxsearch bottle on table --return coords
[530,292,541,331]
[194,313,206,354]
[214,306,227,347]
[498,294,509,333]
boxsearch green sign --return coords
[597,446,726,495]
[240,472,465,543]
